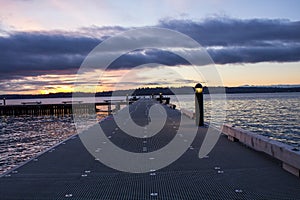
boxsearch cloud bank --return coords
[0,17,300,82]
[160,18,300,64]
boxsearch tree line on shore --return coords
[1,86,300,99]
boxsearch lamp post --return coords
[195,83,204,126]
[159,93,163,103]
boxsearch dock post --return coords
[116,103,120,111]
[126,94,129,103]
[108,103,111,115]
[3,98,6,106]
[166,98,170,104]
[159,93,163,103]
[195,83,204,126]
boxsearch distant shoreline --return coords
[1,86,300,100]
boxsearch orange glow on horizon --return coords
[1,62,299,95]
[39,85,73,94]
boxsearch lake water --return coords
[0,92,299,174]
[171,92,300,147]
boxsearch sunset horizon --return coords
[1,1,300,199]
[0,0,300,95]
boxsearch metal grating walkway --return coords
[0,99,299,199]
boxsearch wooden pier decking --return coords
[0,99,299,199]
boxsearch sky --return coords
[0,0,299,94]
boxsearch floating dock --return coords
[0,99,300,199]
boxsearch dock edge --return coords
[222,124,300,177]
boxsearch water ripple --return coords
[173,92,300,148]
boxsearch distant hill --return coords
[0,86,300,99]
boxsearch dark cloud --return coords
[0,17,300,83]
[108,49,189,70]
[159,18,300,46]
[0,32,100,79]
[209,45,300,64]
[159,18,300,64]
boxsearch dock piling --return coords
[159,93,163,103]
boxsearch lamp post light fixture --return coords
[195,83,204,126]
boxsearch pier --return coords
[0,98,300,199]
[0,101,130,116]
[0,97,170,116]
